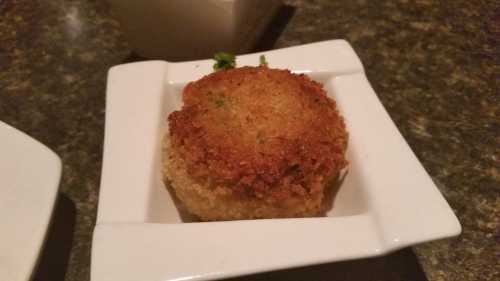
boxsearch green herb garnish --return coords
[259,55,268,66]
[214,99,225,108]
[213,52,236,71]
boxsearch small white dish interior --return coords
[0,121,61,281]
[92,40,461,281]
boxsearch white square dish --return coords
[92,40,461,281]
[0,121,62,281]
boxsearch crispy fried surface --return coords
[163,135,330,221]
[168,66,347,203]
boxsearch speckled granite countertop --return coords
[1,0,498,280]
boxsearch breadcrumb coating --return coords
[165,66,348,219]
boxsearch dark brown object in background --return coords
[252,4,296,52]
[121,4,296,64]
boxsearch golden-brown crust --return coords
[168,66,347,203]
[163,135,334,221]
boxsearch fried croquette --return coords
[163,66,348,221]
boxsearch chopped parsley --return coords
[259,55,268,66]
[214,99,225,108]
[213,52,236,71]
